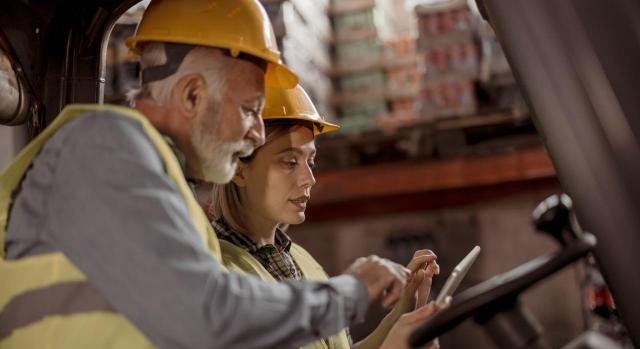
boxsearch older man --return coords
[0,1,412,348]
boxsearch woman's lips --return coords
[289,196,309,210]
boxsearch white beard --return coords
[192,126,255,184]
[189,96,256,184]
[200,140,240,184]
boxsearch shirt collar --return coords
[163,135,187,174]
[164,135,201,193]
[212,218,293,253]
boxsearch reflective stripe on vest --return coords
[0,104,224,347]
[0,281,113,339]
[220,240,351,349]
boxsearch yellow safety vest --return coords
[0,104,224,348]
[220,240,351,349]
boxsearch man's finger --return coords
[399,264,412,276]
[378,260,411,308]
[381,277,405,308]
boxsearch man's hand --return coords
[344,255,411,308]
[379,298,451,349]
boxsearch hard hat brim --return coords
[265,63,299,89]
[264,115,340,136]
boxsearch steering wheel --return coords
[409,233,596,347]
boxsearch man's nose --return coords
[246,116,265,148]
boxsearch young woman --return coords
[211,85,440,349]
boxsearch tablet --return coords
[435,245,481,305]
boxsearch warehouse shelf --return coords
[311,145,554,205]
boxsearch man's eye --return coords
[243,107,259,118]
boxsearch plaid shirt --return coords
[213,219,353,346]
[212,219,303,281]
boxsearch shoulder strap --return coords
[219,239,275,281]
[290,244,329,281]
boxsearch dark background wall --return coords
[288,181,584,348]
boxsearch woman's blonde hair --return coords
[210,120,314,234]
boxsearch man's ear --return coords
[176,73,206,119]
[232,162,248,187]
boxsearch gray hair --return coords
[128,43,227,106]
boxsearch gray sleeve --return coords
[41,113,369,349]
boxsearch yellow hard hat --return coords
[263,85,339,136]
[126,0,298,88]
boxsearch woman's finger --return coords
[407,255,436,273]
[417,268,432,307]
[402,302,441,325]
[412,249,435,257]
[425,260,440,277]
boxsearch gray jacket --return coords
[5,109,368,349]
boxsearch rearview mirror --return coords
[0,46,31,125]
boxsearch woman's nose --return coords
[300,163,316,188]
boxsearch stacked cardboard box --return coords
[378,37,420,132]
[331,0,387,133]
[415,0,478,120]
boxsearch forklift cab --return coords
[1,0,639,347]
[410,0,640,347]
[0,0,140,132]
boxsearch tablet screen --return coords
[435,245,481,305]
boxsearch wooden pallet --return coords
[315,122,436,170]
[434,112,516,130]
[433,112,538,158]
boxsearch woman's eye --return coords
[282,160,297,169]
[308,161,317,170]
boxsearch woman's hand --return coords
[351,249,441,349]
[395,249,440,315]
[379,298,451,349]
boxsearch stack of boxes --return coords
[260,0,335,119]
[415,0,478,120]
[378,37,420,132]
[331,0,387,133]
